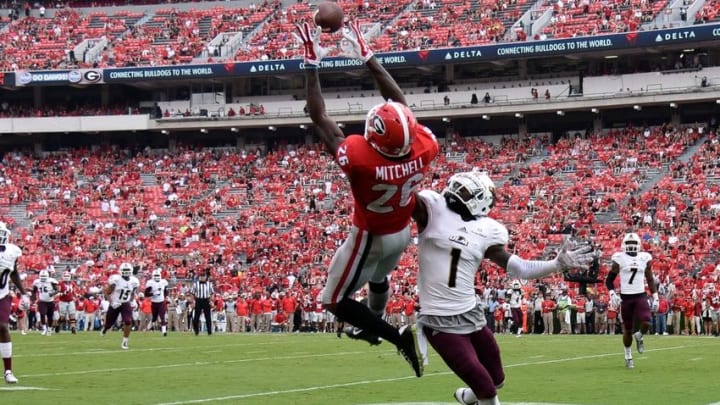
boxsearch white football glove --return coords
[294,22,330,67]
[340,20,374,63]
[555,237,594,271]
[609,290,622,307]
[21,293,31,309]
[651,292,659,312]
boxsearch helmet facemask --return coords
[443,172,495,220]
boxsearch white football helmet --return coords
[120,262,133,279]
[62,272,72,282]
[443,171,495,217]
[621,233,641,255]
[152,269,162,282]
[511,280,521,290]
[39,270,49,282]
[364,101,417,158]
[0,222,10,245]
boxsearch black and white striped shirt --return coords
[191,281,214,300]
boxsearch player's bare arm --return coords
[341,20,407,106]
[366,58,407,106]
[104,284,115,299]
[411,194,429,232]
[644,261,657,294]
[9,265,26,296]
[306,68,345,155]
[606,262,620,291]
[484,244,512,269]
[294,22,344,155]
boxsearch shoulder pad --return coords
[477,217,509,246]
[640,252,653,261]
[417,189,442,204]
[5,244,22,258]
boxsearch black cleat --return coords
[344,326,382,346]
[397,325,423,377]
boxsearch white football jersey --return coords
[417,190,508,316]
[611,251,652,295]
[509,290,522,308]
[33,278,58,302]
[109,274,140,304]
[145,278,169,303]
[0,244,21,300]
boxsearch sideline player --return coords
[295,19,439,377]
[606,232,657,369]
[411,171,594,405]
[145,269,169,336]
[57,271,78,334]
[101,263,139,349]
[0,223,29,384]
[32,269,58,336]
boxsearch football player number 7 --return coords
[367,173,424,213]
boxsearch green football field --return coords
[3,330,719,405]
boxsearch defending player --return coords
[32,269,58,336]
[101,263,140,350]
[295,19,439,377]
[606,232,657,369]
[411,171,594,405]
[145,269,169,336]
[0,222,29,384]
[57,271,78,334]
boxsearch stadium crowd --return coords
[1,120,719,338]
[1,0,714,69]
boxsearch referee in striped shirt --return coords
[191,271,214,336]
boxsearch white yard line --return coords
[148,346,691,405]
[19,350,374,378]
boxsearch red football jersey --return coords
[336,126,438,234]
[57,281,77,303]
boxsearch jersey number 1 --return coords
[448,248,461,287]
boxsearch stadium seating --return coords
[0,0,693,69]
[3,121,716,311]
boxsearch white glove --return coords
[21,293,31,309]
[340,20,374,63]
[294,22,330,67]
[555,237,594,271]
[609,290,621,307]
[651,292,659,312]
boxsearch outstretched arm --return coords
[342,21,406,105]
[306,68,345,155]
[10,265,27,296]
[366,57,407,106]
[411,194,429,232]
[296,22,345,155]
[485,238,594,280]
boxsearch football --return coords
[314,1,344,33]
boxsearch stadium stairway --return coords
[595,133,710,224]
[6,201,30,229]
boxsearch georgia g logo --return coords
[372,115,386,136]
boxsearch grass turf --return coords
[4,331,719,405]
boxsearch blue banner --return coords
[7,23,720,86]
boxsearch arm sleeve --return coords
[506,255,561,280]
[605,271,618,292]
